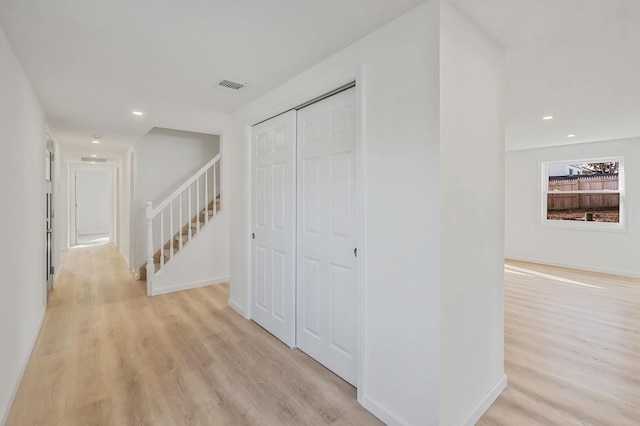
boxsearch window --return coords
[542,158,624,230]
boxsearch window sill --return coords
[540,219,627,233]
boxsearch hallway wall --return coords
[0,25,48,424]
[75,170,112,237]
[506,137,640,277]
[133,128,220,269]
[229,3,441,424]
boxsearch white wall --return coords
[151,216,230,295]
[229,2,441,424]
[118,148,133,267]
[0,25,47,425]
[67,162,117,247]
[440,3,506,425]
[506,137,640,277]
[51,133,66,278]
[75,170,112,236]
[134,127,220,269]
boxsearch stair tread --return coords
[141,196,223,281]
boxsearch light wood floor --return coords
[478,261,640,425]
[8,247,640,425]
[7,244,382,426]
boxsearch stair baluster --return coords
[205,169,209,226]
[179,195,183,250]
[196,177,201,233]
[188,184,192,242]
[169,200,174,259]
[213,163,218,217]
[145,201,154,296]
[144,153,221,295]
[160,209,165,267]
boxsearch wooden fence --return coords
[547,174,619,210]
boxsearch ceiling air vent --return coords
[216,79,245,91]
[81,157,107,163]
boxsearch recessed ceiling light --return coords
[91,154,97,157]
[567,134,576,138]
[132,111,144,116]
[91,140,100,144]
[90,162,96,165]
[542,116,554,120]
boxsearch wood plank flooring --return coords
[6,244,382,426]
[478,261,640,426]
[8,246,640,425]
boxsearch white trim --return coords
[353,67,366,396]
[150,276,230,296]
[118,246,130,270]
[540,157,625,231]
[68,162,118,247]
[505,256,640,279]
[540,219,627,232]
[228,299,248,318]
[1,307,46,426]
[150,153,221,216]
[246,71,365,382]
[358,393,410,426]
[458,374,507,426]
[129,148,137,272]
[244,124,253,319]
[243,66,362,322]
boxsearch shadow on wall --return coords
[134,127,221,270]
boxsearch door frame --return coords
[68,162,118,246]
[45,134,55,299]
[245,70,365,390]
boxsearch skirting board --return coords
[118,246,131,270]
[150,276,229,296]
[459,374,508,426]
[1,307,46,426]
[505,256,639,279]
[228,299,248,319]
[359,393,410,426]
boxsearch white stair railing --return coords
[145,153,221,294]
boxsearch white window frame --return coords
[541,157,625,231]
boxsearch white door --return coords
[296,88,358,385]
[251,111,297,347]
[75,169,112,244]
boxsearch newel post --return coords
[145,200,154,296]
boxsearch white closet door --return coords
[251,111,297,347]
[297,88,358,385]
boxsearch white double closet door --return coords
[251,88,358,386]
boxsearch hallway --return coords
[6,244,380,425]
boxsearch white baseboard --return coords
[358,393,410,426]
[458,374,508,426]
[151,275,230,296]
[505,256,639,278]
[53,267,61,288]
[1,307,46,426]
[118,246,130,270]
[227,299,247,318]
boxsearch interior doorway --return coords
[71,167,114,246]
[45,144,54,298]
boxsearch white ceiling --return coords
[1,0,639,156]
[0,0,424,156]
[451,0,640,151]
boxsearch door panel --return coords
[297,88,357,385]
[251,111,296,347]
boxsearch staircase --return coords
[141,153,222,295]
[139,194,220,281]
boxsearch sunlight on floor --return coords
[505,264,605,289]
[74,233,110,246]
